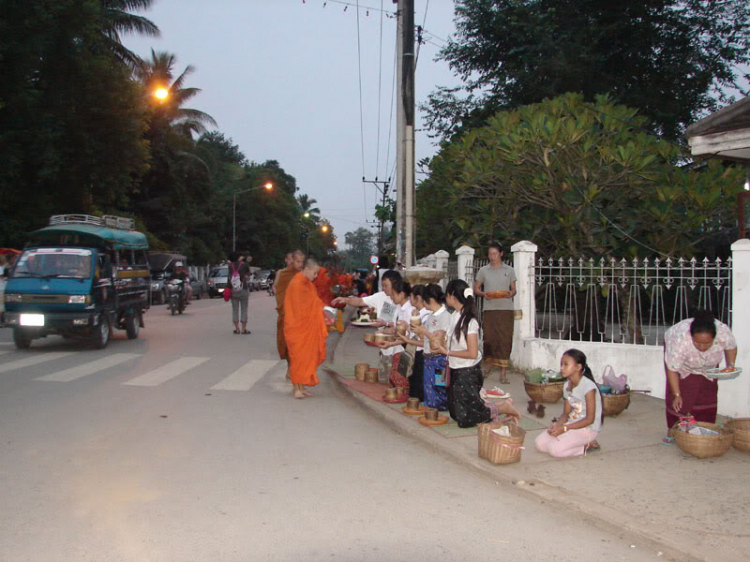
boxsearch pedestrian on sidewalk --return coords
[375,278,413,390]
[332,269,403,382]
[662,309,738,444]
[410,284,450,410]
[473,242,516,384]
[434,280,521,427]
[284,258,329,399]
[535,349,602,458]
[274,250,305,380]
[228,251,251,335]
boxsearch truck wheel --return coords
[13,328,32,349]
[92,315,110,349]
[125,313,140,339]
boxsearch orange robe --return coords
[313,266,334,306]
[284,273,328,386]
[274,266,297,360]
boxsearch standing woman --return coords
[411,284,451,410]
[662,309,738,444]
[473,242,517,384]
[228,251,250,334]
[433,280,521,428]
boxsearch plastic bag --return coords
[602,365,627,393]
[524,368,544,384]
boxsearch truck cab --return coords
[3,214,151,349]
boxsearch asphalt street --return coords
[0,293,664,561]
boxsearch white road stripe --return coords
[36,353,140,382]
[123,356,209,387]
[0,352,76,374]
[211,359,280,391]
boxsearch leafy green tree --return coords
[0,0,153,247]
[100,0,160,68]
[297,194,321,222]
[427,0,750,139]
[344,227,376,268]
[421,93,745,258]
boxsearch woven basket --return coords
[478,421,526,465]
[524,381,565,404]
[725,418,750,453]
[364,369,379,383]
[602,391,630,417]
[673,422,734,459]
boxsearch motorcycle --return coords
[166,278,187,315]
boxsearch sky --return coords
[122,0,461,249]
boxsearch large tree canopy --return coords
[419,93,744,258]
[427,0,750,139]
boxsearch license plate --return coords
[20,314,45,327]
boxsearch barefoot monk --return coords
[284,258,329,399]
[275,250,305,376]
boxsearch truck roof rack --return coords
[49,214,135,231]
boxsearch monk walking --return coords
[275,250,305,379]
[284,257,330,399]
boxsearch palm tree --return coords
[99,0,161,68]
[135,49,218,138]
[297,194,321,222]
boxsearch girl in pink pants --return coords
[535,349,602,458]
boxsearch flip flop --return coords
[500,378,510,385]
[242,330,251,334]
[661,436,675,446]
[233,329,241,334]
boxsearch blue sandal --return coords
[661,436,675,445]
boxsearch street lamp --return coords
[154,87,169,101]
[232,182,274,252]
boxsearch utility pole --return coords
[396,0,416,267]
[363,177,390,255]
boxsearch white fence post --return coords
[720,239,750,417]
[434,250,449,289]
[425,253,437,269]
[510,241,538,370]
[456,245,475,284]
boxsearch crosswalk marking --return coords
[123,356,209,387]
[36,353,141,382]
[211,359,280,391]
[0,352,76,374]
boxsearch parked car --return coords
[189,275,207,299]
[207,265,229,298]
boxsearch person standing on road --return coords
[473,242,517,384]
[228,251,251,335]
[410,284,450,410]
[662,309,738,444]
[284,257,330,399]
[332,270,403,382]
[275,250,305,378]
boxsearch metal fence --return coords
[446,260,458,284]
[534,256,733,346]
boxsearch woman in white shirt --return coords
[434,280,521,427]
[408,284,450,410]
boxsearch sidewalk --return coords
[324,321,750,562]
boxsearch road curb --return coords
[327,329,705,562]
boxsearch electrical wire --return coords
[383,44,398,185]
[415,0,430,70]
[375,0,384,178]
[355,0,368,222]
[317,0,395,15]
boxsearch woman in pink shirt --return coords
[662,309,738,444]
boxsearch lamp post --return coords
[232,182,273,252]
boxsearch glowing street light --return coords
[232,182,274,252]
[303,212,311,218]
[321,224,329,234]
[154,87,169,101]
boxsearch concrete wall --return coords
[508,239,750,419]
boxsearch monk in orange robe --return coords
[284,258,330,399]
[312,265,334,306]
[274,250,305,366]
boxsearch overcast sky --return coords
[122,0,461,248]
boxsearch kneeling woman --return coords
[535,349,602,458]
[434,280,520,427]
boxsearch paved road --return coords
[0,294,663,561]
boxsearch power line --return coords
[312,0,396,15]
[375,0,384,178]
[414,0,430,70]
[354,0,368,221]
[383,43,398,183]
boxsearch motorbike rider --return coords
[168,262,192,304]
[267,269,276,295]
